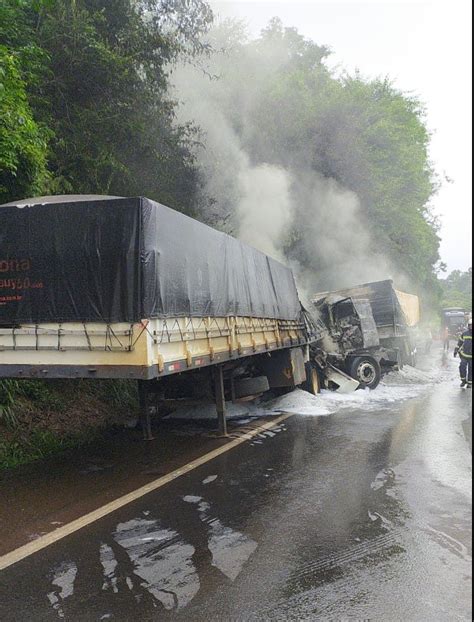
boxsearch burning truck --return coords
[0,195,420,434]
[310,280,420,390]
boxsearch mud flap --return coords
[325,364,360,393]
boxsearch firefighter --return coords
[454,319,472,388]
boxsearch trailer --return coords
[0,195,317,437]
[311,280,420,390]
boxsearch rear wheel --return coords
[304,362,321,395]
[349,356,381,390]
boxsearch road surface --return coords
[0,348,471,621]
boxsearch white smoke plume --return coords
[171,21,404,297]
[172,54,293,263]
[290,170,396,295]
[237,164,292,262]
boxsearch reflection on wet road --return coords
[0,350,471,621]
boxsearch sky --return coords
[210,0,472,273]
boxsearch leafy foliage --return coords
[0,47,49,203]
[0,378,139,469]
[0,379,20,427]
[0,429,95,470]
[439,268,472,310]
[1,0,213,211]
[0,378,65,428]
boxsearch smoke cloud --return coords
[290,170,396,295]
[171,21,405,299]
[237,164,292,263]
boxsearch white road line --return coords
[0,413,293,572]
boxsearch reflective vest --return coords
[458,330,473,359]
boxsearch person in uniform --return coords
[455,319,472,388]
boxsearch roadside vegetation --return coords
[0,379,139,469]
[0,1,460,467]
[439,268,472,311]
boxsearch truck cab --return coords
[311,280,420,390]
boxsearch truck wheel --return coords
[233,376,270,399]
[349,357,381,390]
[304,362,321,395]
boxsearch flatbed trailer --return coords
[0,195,314,437]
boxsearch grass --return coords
[0,378,139,470]
[0,380,21,428]
[0,429,98,470]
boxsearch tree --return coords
[439,268,472,310]
[1,0,214,213]
[0,47,49,203]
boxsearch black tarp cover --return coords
[0,197,302,324]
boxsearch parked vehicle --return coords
[441,307,470,339]
[310,280,420,390]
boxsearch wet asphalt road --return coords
[0,351,471,621]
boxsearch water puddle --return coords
[183,495,258,581]
[46,561,78,619]
[112,518,200,610]
[202,475,218,485]
[100,543,119,594]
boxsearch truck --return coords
[0,195,320,437]
[310,280,420,390]
[441,307,470,339]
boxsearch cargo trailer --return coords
[0,195,315,436]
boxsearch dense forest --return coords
[0,0,450,299]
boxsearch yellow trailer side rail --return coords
[0,316,308,380]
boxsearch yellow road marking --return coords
[0,413,293,572]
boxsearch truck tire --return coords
[304,362,321,395]
[233,376,270,399]
[349,356,381,390]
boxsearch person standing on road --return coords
[443,326,451,352]
[425,328,433,354]
[454,319,472,388]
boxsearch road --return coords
[0,348,471,621]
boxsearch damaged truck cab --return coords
[311,280,420,391]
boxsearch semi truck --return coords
[0,195,321,437]
[310,280,420,390]
[0,195,421,435]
